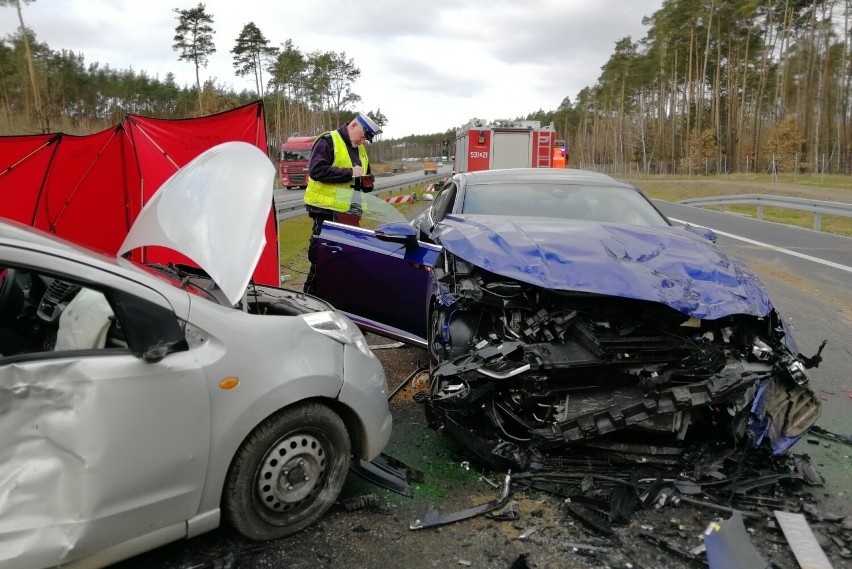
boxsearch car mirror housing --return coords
[375,222,419,248]
[682,224,718,243]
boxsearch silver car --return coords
[0,143,391,568]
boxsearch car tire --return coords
[223,402,351,540]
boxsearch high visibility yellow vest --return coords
[304,130,369,213]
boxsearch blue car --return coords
[311,168,823,468]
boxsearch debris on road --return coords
[410,473,512,530]
[703,511,769,569]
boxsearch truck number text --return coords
[470,151,489,159]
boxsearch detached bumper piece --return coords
[409,473,511,530]
[349,453,424,497]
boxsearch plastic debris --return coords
[703,511,770,569]
[410,473,512,530]
[775,510,834,569]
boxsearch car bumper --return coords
[338,344,392,460]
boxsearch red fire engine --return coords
[453,118,561,173]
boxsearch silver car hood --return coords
[119,142,275,305]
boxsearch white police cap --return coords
[355,113,382,142]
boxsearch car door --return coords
[311,221,442,345]
[0,252,210,566]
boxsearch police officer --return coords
[303,112,382,294]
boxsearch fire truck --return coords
[453,118,561,173]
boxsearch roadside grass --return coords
[625,172,852,191]
[624,175,852,236]
[718,205,851,235]
[278,215,312,279]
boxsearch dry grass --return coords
[624,175,852,236]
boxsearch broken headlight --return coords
[302,311,372,357]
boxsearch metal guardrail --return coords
[677,194,852,231]
[275,173,447,222]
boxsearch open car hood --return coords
[119,142,275,305]
[433,214,773,320]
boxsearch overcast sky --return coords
[1,0,663,139]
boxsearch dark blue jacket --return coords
[308,124,373,191]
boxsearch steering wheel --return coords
[0,267,18,321]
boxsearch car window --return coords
[0,264,184,362]
[0,267,120,358]
[460,183,669,226]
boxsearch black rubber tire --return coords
[223,402,351,540]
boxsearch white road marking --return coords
[668,217,852,274]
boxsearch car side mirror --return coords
[683,224,717,243]
[375,222,419,249]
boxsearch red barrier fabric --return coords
[0,101,278,286]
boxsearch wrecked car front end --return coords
[425,216,823,468]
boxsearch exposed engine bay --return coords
[425,260,824,469]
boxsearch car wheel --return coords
[223,402,351,540]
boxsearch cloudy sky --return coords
[1,0,663,138]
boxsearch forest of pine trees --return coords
[1,0,850,174]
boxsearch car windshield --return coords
[281,149,311,162]
[461,182,670,226]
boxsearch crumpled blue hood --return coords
[433,215,774,320]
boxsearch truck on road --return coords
[423,161,438,175]
[453,118,558,173]
[278,136,315,189]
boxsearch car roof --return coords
[457,168,635,188]
[0,217,88,254]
